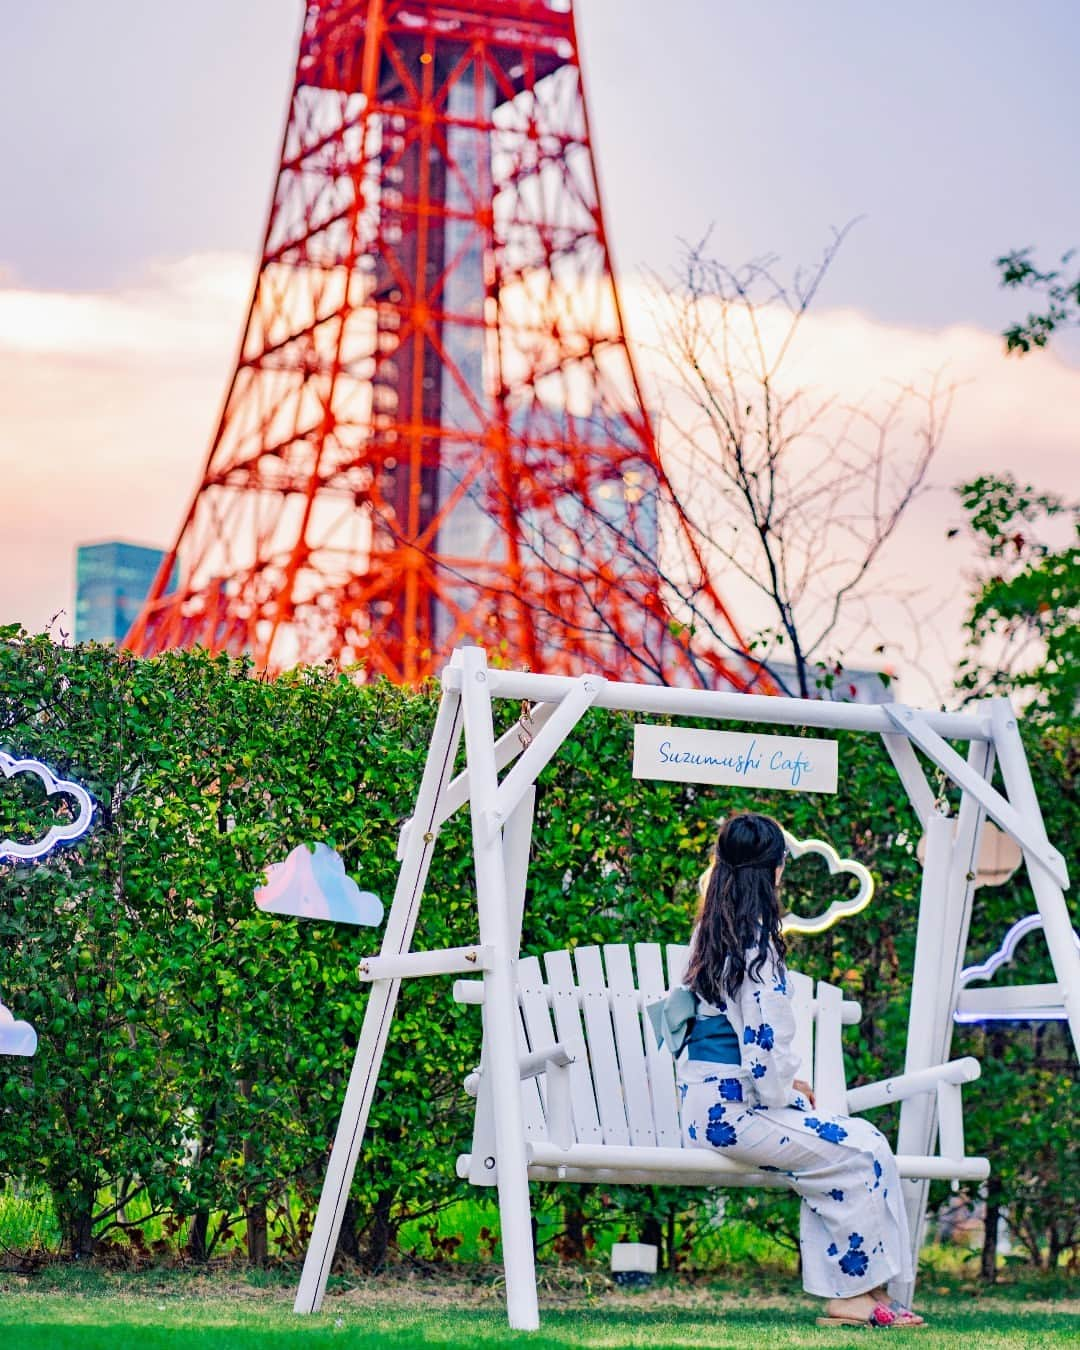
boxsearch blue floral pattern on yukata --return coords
[743,1023,775,1051]
[839,1233,869,1277]
[705,1104,738,1147]
[804,1117,849,1144]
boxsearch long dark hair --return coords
[685,812,787,1004]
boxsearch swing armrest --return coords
[527,1047,574,1151]
[518,1044,574,1080]
[463,1043,574,1097]
[463,1045,575,1152]
[845,1056,980,1114]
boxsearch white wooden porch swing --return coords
[292,646,1077,1331]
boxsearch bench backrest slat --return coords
[789,971,815,1086]
[542,948,604,1145]
[518,955,561,1135]
[634,942,682,1147]
[515,956,549,1140]
[665,943,691,990]
[603,944,657,1147]
[812,978,846,1114]
[573,945,631,1145]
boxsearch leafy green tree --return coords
[998,247,1080,354]
[951,474,1079,720]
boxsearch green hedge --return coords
[0,631,1076,1269]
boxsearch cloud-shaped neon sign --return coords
[0,1000,37,1057]
[955,914,1079,1023]
[1,752,95,862]
[779,830,876,936]
[255,843,384,926]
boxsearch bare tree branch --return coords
[647,231,954,697]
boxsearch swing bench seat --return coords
[454,942,989,1191]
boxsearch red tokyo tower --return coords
[125,0,762,690]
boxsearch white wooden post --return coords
[988,699,1080,1057]
[294,681,465,1314]
[894,808,951,1296]
[459,646,540,1331]
[894,739,992,1300]
[934,739,996,1072]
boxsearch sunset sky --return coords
[2,0,1077,701]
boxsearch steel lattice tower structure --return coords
[125,0,762,689]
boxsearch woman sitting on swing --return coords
[678,812,925,1329]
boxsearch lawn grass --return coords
[0,1265,1076,1349]
[0,1182,60,1253]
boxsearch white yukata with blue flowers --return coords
[678,946,914,1299]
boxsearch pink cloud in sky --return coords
[0,253,1076,703]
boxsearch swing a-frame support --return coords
[293,647,1076,1330]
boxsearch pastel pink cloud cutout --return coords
[255,843,383,926]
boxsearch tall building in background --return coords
[75,542,176,644]
[124,0,765,692]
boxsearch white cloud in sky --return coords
[0,253,250,636]
[0,252,1075,703]
[0,253,250,362]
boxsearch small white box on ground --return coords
[610,1242,658,1275]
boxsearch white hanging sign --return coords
[632,724,838,793]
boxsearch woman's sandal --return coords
[885,1300,926,1327]
[817,1302,899,1328]
[817,1296,927,1328]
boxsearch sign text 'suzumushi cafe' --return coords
[632,725,838,794]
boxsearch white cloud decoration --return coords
[779,830,876,936]
[0,752,95,862]
[0,1001,37,1057]
[255,843,384,927]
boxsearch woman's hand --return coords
[793,1079,816,1107]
